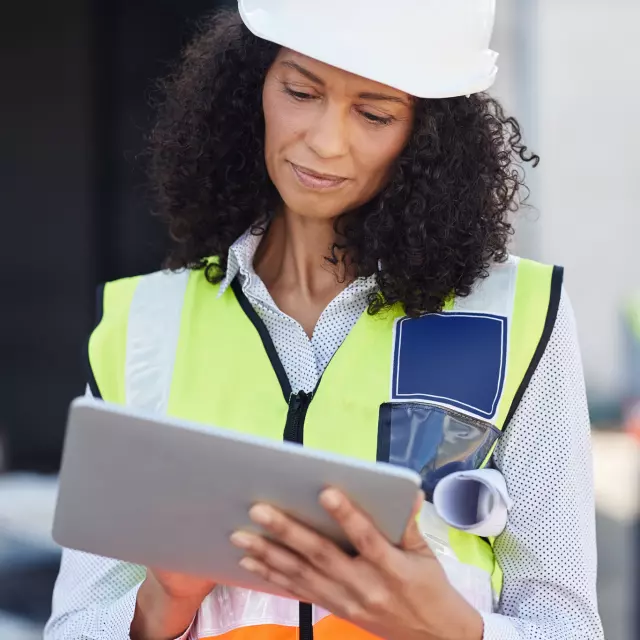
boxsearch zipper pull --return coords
[289,391,301,412]
[289,390,312,410]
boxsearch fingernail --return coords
[249,505,273,526]
[230,532,253,549]
[240,557,260,573]
[320,489,341,510]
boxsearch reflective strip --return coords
[453,257,518,428]
[428,258,527,601]
[453,256,518,317]
[89,276,140,405]
[125,270,190,413]
[494,259,553,429]
[194,589,331,638]
[419,502,495,613]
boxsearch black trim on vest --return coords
[503,265,564,428]
[376,404,392,463]
[86,283,105,399]
[231,278,292,400]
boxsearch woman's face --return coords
[262,49,415,221]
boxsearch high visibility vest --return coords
[88,255,562,640]
[623,294,640,438]
[625,295,640,344]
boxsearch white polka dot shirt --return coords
[45,230,604,640]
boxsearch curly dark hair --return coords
[149,10,539,317]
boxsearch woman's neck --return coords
[253,210,353,337]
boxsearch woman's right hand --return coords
[130,568,216,640]
[145,568,217,602]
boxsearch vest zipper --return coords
[298,600,314,640]
[284,390,312,445]
[283,390,314,640]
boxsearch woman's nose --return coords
[304,102,350,159]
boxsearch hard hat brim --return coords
[238,0,498,99]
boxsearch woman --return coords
[46,3,604,640]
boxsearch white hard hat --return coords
[238,0,498,99]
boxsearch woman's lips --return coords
[289,162,348,190]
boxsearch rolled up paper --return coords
[432,468,513,538]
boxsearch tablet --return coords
[53,398,421,593]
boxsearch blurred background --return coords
[1,0,638,638]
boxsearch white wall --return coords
[490,0,543,259]
[493,0,640,401]
[535,0,640,400]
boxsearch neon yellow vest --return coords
[626,294,640,341]
[88,256,562,640]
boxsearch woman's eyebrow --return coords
[279,61,410,107]
[358,92,410,107]
[280,60,325,85]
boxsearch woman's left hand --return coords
[230,489,484,640]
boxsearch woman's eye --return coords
[284,86,316,101]
[361,111,394,126]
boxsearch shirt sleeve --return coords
[481,289,604,639]
[44,549,196,640]
[47,383,198,639]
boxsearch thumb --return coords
[401,490,431,552]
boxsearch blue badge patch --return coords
[392,313,507,419]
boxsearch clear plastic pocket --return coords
[377,402,501,501]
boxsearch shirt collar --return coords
[217,228,263,298]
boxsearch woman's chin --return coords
[279,191,351,222]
